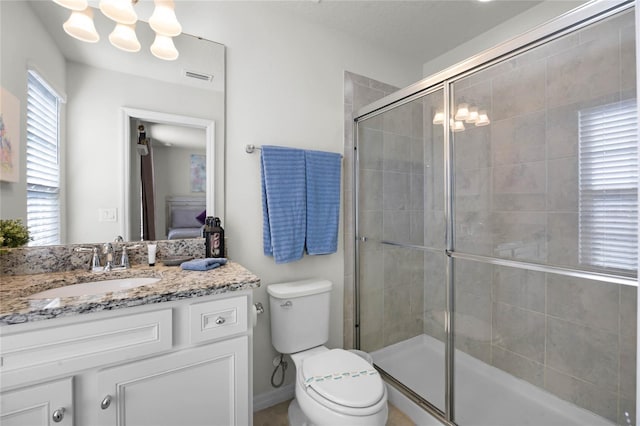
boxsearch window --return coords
[26,70,61,246]
[578,98,638,272]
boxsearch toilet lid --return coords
[301,349,384,408]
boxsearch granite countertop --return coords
[0,261,260,326]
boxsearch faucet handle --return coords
[119,244,142,269]
[120,247,130,269]
[74,246,102,271]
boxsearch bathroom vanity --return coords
[0,261,260,426]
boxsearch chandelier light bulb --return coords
[109,23,141,52]
[151,34,179,61]
[475,110,491,126]
[466,106,479,123]
[149,0,182,37]
[452,120,466,132]
[432,111,444,125]
[99,0,137,24]
[63,7,100,43]
[53,0,88,11]
[454,103,470,121]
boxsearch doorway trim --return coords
[121,107,215,240]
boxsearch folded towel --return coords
[180,258,227,271]
[261,145,307,264]
[305,149,342,255]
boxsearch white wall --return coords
[171,3,424,398]
[0,1,66,228]
[65,62,223,243]
[422,0,585,77]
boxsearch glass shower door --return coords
[356,89,447,413]
[450,7,637,425]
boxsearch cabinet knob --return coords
[101,395,112,410]
[215,316,225,325]
[52,407,65,423]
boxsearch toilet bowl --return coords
[289,346,388,426]
[267,279,388,426]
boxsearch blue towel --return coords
[261,146,307,264]
[180,258,227,271]
[305,150,342,255]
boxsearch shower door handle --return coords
[357,236,368,242]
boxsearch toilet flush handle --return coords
[280,301,292,308]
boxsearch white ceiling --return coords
[114,0,549,65]
[244,0,544,64]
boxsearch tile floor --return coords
[253,399,415,426]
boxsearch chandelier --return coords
[52,0,182,61]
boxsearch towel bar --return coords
[246,144,343,158]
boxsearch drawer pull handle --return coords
[215,316,226,325]
[52,407,65,422]
[101,395,112,410]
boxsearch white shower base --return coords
[372,334,614,426]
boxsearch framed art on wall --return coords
[0,87,20,182]
[190,154,205,193]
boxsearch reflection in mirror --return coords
[0,0,225,246]
[124,109,214,242]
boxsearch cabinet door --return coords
[0,377,73,426]
[97,336,249,426]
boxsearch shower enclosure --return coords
[353,1,637,425]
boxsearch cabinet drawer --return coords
[1,309,172,389]
[189,296,247,344]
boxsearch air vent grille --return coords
[183,70,213,82]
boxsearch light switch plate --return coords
[99,208,117,222]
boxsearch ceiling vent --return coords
[183,69,213,82]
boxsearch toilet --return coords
[268,279,388,426]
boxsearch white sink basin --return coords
[28,277,161,299]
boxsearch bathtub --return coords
[372,334,615,426]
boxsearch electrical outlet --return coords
[99,208,117,222]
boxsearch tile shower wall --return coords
[343,71,399,349]
[344,72,427,351]
[427,10,635,424]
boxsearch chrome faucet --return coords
[76,239,142,272]
[103,242,115,271]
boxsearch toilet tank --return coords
[268,279,332,354]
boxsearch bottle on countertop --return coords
[203,216,213,256]
[211,217,225,258]
[204,216,225,258]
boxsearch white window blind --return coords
[26,71,61,246]
[578,98,638,273]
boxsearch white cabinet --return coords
[0,292,253,426]
[0,377,73,426]
[96,336,249,426]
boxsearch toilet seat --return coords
[298,349,386,416]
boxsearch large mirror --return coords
[0,0,225,245]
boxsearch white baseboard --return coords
[253,384,295,412]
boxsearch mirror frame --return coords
[121,107,215,240]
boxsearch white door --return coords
[0,377,73,426]
[97,336,249,426]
